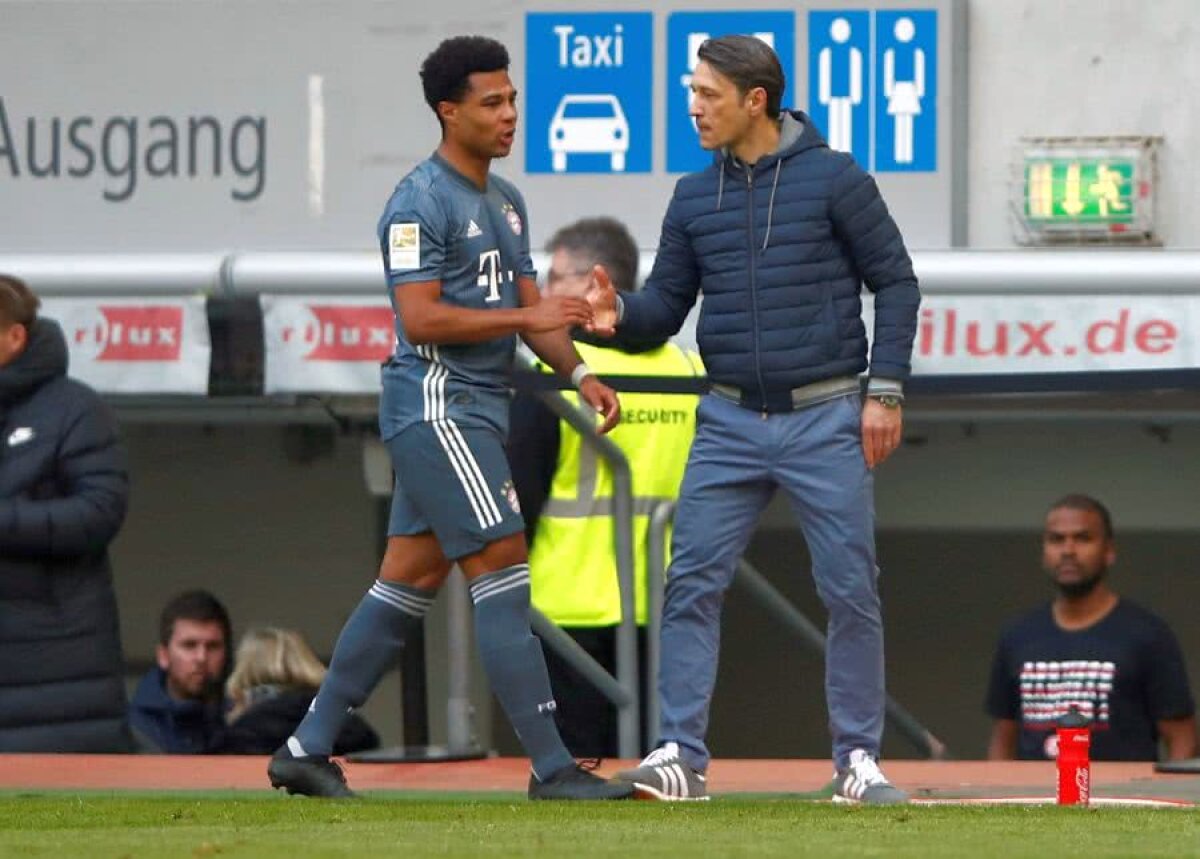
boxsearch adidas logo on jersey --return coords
[466,219,483,238]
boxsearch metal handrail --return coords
[443,571,477,754]
[0,253,225,296]
[8,249,1200,297]
[733,560,949,760]
[529,609,632,709]
[528,370,641,759]
[644,500,675,750]
[643,505,948,760]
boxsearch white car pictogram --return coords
[549,94,629,172]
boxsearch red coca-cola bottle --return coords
[1056,706,1091,806]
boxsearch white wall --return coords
[3,0,1196,250]
[967,0,1200,247]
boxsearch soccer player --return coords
[267,35,629,801]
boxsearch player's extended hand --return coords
[579,375,621,435]
[585,265,618,336]
[523,295,593,333]
[861,398,903,469]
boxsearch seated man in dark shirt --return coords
[986,494,1196,761]
[129,590,231,753]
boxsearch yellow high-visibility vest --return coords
[529,340,702,627]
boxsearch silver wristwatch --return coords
[869,394,903,409]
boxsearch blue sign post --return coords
[666,11,795,174]
[807,11,871,168]
[874,9,937,172]
[525,12,653,175]
[806,8,938,173]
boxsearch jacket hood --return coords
[775,110,827,159]
[0,318,69,406]
[715,110,827,172]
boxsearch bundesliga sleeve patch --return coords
[388,222,420,271]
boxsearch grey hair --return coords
[546,217,640,294]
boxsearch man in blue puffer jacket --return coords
[593,35,920,803]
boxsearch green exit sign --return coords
[1024,159,1136,223]
[1013,137,1160,245]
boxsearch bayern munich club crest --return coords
[503,204,523,236]
[501,480,521,514]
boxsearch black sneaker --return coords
[528,760,635,800]
[268,748,357,798]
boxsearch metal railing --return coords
[644,501,949,760]
[8,249,1200,303]
[453,373,952,762]
[528,371,642,759]
[644,501,675,750]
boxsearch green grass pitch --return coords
[0,792,1195,858]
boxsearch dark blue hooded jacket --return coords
[621,110,920,413]
[0,318,131,751]
[129,666,228,754]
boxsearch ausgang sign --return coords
[0,99,266,203]
[0,0,965,254]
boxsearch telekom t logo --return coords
[477,249,508,303]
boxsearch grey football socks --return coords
[470,564,573,781]
[288,579,434,758]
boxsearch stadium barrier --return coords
[5,249,1200,757]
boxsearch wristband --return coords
[570,363,593,389]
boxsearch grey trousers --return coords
[657,393,884,771]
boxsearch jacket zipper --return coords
[745,165,767,418]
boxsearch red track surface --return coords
[0,755,1192,801]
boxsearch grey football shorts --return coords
[385,421,524,560]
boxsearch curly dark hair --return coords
[420,36,510,121]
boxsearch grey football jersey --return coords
[376,153,535,440]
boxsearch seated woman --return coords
[222,627,379,756]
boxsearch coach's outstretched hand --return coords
[585,265,618,336]
[579,375,621,435]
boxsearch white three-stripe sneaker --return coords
[832,749,909,804]
[614,742,709,801]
